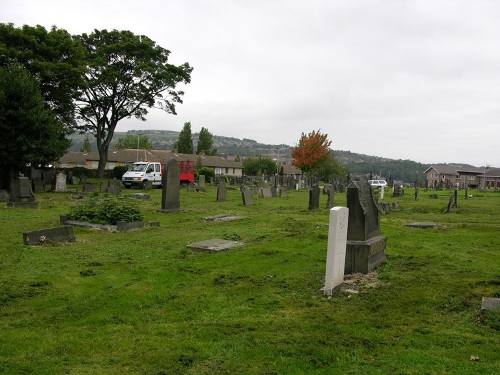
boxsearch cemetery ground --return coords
[1,182,499,374]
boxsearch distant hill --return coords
[67,130,461,183]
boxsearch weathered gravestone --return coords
[345,180,387,274]
[324,206,349,296]
[197,175,206,192]
[445,193,454,213]
[217,182,227,202]
[452,188,458,208]
[326,187,335,209]
[241,186,254,206]
[308,184,320,210]
[8,177,38,208]
[158,158,181,213]
[392,185,403,197]
[79,174,87,185]
[82,183,95,193]
[107,178,121,195]
[260,186,272,198]
[54,173,67,192]
[23,225,75,245]
[32,178,45,193]
[270,185,277,198]
[279,186,288,198]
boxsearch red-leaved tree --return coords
[291,129,332,175]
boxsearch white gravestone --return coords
[324,206,349,296]
[380,186,385,199]
[55,173,67,192]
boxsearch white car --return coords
[368,180,387,188]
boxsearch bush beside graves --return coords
[68,194,143,225]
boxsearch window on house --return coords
[61,163,68,168]
[469,176,475,181]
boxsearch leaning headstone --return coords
[308,184,320,210]
[324,206,349,296]
[345,180,387,274]
[217,182,227,202]
[445,194,454,213]
[54,173,67,192]
[79,174,87,185]
[242,186,254,206]
[158,158,181,213]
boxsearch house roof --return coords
[58,149,243,169]
[424,164,485,175]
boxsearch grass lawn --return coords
[1,183,499,374]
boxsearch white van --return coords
[368,180,387,189]
[122,162,162,189]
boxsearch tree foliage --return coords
[0,23,85,129]
[174,122,194,154]
[76,29,192,177]
[0,65,71,188]
[117,134,152,150]
[196,127,217,155]
[315,154,348,182]
[80,137,92,153]
[242,157,277,176]
[291,129,332,175]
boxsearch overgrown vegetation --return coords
[68,194,143,224]
[1,185,499,373]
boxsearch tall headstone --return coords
[324,207,349,296]
[452,188,458,208]
[308,184,320,210]
[197,175,206,192]
[158,158,181,212]
[345,180,387,274]
[217,182,227,202]
[379,186,385,200]
[7,177,38,208]
[54,173,67,192]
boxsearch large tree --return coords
[174,122,194,154]
[0,65,71,188]
[76,29,192,177]
[242,157,277,176]
[0,23,85,129]
[196,127,216,155]
[291,129,332,175]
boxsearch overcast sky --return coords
[2,0,499,166]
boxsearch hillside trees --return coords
[0,65,71,189]
[291,129,332,175]
[174,122,194,153]
[76,29,192,177]
[117,134,152,150]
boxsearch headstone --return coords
[414,188,419,201]
[392,185,403,197]
[324,207,349,296]
[279,186,288,198]
[452,189,458,208]
[445,194,454,213]
[242,186,254,206]
[187,182,195,192]
[326,188,335,209]
[79,174,87,185]
[465,188,469,200]
[143,180,153,190]
[380,186,385,200]
[100,181,108,193]
[23,225,75,245]
[32,178,45,193]
[54,173,67,192]
[270,185,277,198]
[158,158,181,213]
[217,182,227,202]
[308,184,320,210]
[82,183,95,193]
[481,297,500,312]
[107,182,120,196]
[260,186,272,198]
[345,180,387,274]
[66,171,74,184]
[8,177,38,208]
[197,175,206,192]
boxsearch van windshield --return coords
[131,164,147,172]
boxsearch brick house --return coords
[424,165,486,189]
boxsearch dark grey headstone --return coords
[197,175,206,192]
[10,177,35,202]
[33,178,45,193]
[270,186,277,198]
[308,184,320,210]
[279,186,288,198]
[158,158,181,212]
[326,189,335,209]
[79,174,87,185]
[23,225,75,245]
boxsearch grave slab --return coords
[481,297,500,312]
[23,225,75,245]
[187,238,243,253]
[203,214,246,222]
[406,222,437,228]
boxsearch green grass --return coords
[1,185,499,374]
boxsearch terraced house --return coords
[424,164,499,189]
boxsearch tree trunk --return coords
[96,143,109,178]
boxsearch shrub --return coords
[113,166,129,180]
[198,167,215,180]
[68,194,143,225]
